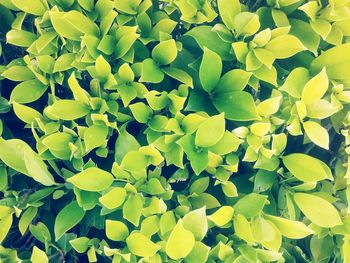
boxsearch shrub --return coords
[0,0,350,262]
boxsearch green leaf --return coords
[54,201,85,241]
[10,79,48,104]
[0,138,55,185]
[123,194,143,226]
[233,214,254,245]
[215,69,252,93]
[69,237,90,253]
[184,242,210,263]
[195,113,225,148]
[19,207,38,235]
[49,10,99,41]
[185,26,233,60]
[209,131,242,155]
[294,193,342,228]
[46,100,90,120]
[129,102,153,123]
[106,220,129,241]
[234,193,268,218]
[67,167,114,192]
[166,220,195,260]
[120,150,149,173]
[152,39,178,65]
[264,215,314,239]
[30,246,48,263]
[114,126,140,164]
[303,121,329,149]
[84,125,108,152]
[311,43,350,81]
[265,34,306,59]
[12,0,46,15]
[126,232,160,257]
[13,102,42,124]
[233,12,260,37]
[301,68,328,104]
[217,0,241,30]
[213,91,259,121]
[95,55,111,81]
[279,67,309,98]
[6,29,37,47]
[282,153,332,182]
[1,66,34,81]
[183,207,208,241]
[99,187,126,210]
[0,206,12,243]
[140,58,164,83]
[199,47,222,92]
[208,206,234,227]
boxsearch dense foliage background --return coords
[1,0,350,262]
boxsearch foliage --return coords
[0,0,350,262]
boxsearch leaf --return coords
[233,12,260,37]
[139,58,164,83]
[195,113,225,148]
[279,67,309,98]
[12,0,46,15]
[265,35,306,59]
[67,167,114,192]
[84,124,108,152]
[233,214,254,245]
[182,207,208,241]
[49,10,99,41]
[68,73,90,103]
[0,138,55,185]
[13,102,42,124]
[126,232,160,257]
[95,55,111,81]
[152,39,178,65]
[215,69,252,93]
[208,206,234,227]
[209,131,242,155]
[282,153,332,182]
[264,215,314,239]
[217,0,241,30]
[54,201,85,241]
[19,207,38,235]
[234,193,268,218]
[99,187,126,210]
[120,151,149,173]
[1,66,34,81]
[303,121,329,149]
[184,242,210,263]
[166,220,195,260]
[23,148,56,186]
[311,43,350,81]
[10,79,48,104]
[114,126,140,164]
[31,246,48,263]
[184,26,233,60]
[0,206,12,243]
[294,193,342,228]
[301,68,328,104]
[290,19,320,55]
[213,91,259,121]
[47,100,90,120]
[199,47,222,92]
[123,194,143,226]
[70,237,90,253]
[106,220,129,241]
[129,102,153,123]
[6,29,37,47]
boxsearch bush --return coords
[0,0,350,262]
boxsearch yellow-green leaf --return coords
[294,193,342,228]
